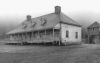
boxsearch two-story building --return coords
[87,21,100,44]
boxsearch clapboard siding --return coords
[88,27,99,35]
[61,23,81,42]
[55,23,81,43]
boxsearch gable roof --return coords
[88,21,100,29]
[6,12,81,34]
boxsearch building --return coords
[6,6,82,45]
[87,21,100,44]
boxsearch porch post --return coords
[16,34,18,43]
[59,22,62,46]
[31,31,33,43]
[20,33,23,45]
[26,32,28,42]
[22,33,24,42]
[38,31,39,43]
[15,34,16,44]
[18,33,19,43]
[88,35,89,44]
[45,30,46,43]
[53,28,54,45]
[13,34,15,44]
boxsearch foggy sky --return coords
[0,0,100,34]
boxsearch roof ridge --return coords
[61,12,80,25]
[60,12,81,26]
[31,12,54,20]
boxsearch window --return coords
[22,24,27,29]
[31,22,36,27]
[40,18,47,25]
[75,32,78,38]
[66,31,69,38]
[22,21,27,28]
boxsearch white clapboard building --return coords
[6,6,82,45]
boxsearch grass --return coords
[0,44,100,63]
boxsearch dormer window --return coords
[31,22,36,27]
[40,18,47,25]
[22,24,27,29]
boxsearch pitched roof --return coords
[88,21,100,28]
[6,12,81,34]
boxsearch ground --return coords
[0,44,100,63]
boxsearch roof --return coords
[88,21,100,29]
[6,12,81,34]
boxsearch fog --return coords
[0,11,100,37]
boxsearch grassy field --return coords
[0,44,100,63]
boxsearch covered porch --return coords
[5,28,62,45]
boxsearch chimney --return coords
[26,15,31,21]
[55,6,61,14]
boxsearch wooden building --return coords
[87,21,100,44]
[5,6,82,45]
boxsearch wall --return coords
[55,24,81,42]
[55,23,81,43]
[88,27,99,35]
[61,23,81,43]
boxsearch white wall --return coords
[61,23,81,43]
[55,23,81,43]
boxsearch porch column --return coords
[59,22,62,46]
[21,33,23,42]
[44,30,46,44]
[26,32,28,42]
[38,31,39,43]
[13,34,15,43]
[14,34,16,42]
[22,33,24,42]
[53,28,54,45]
[16,34,18,42]
[17,34,19,45]
[31,31,33,43]
[45,30,46,42]
[20,33,22,45]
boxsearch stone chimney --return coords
[55,6,61,14]
[26,15,31,21]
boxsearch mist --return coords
[0,11,100,38]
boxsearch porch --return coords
[5,28,62,45]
